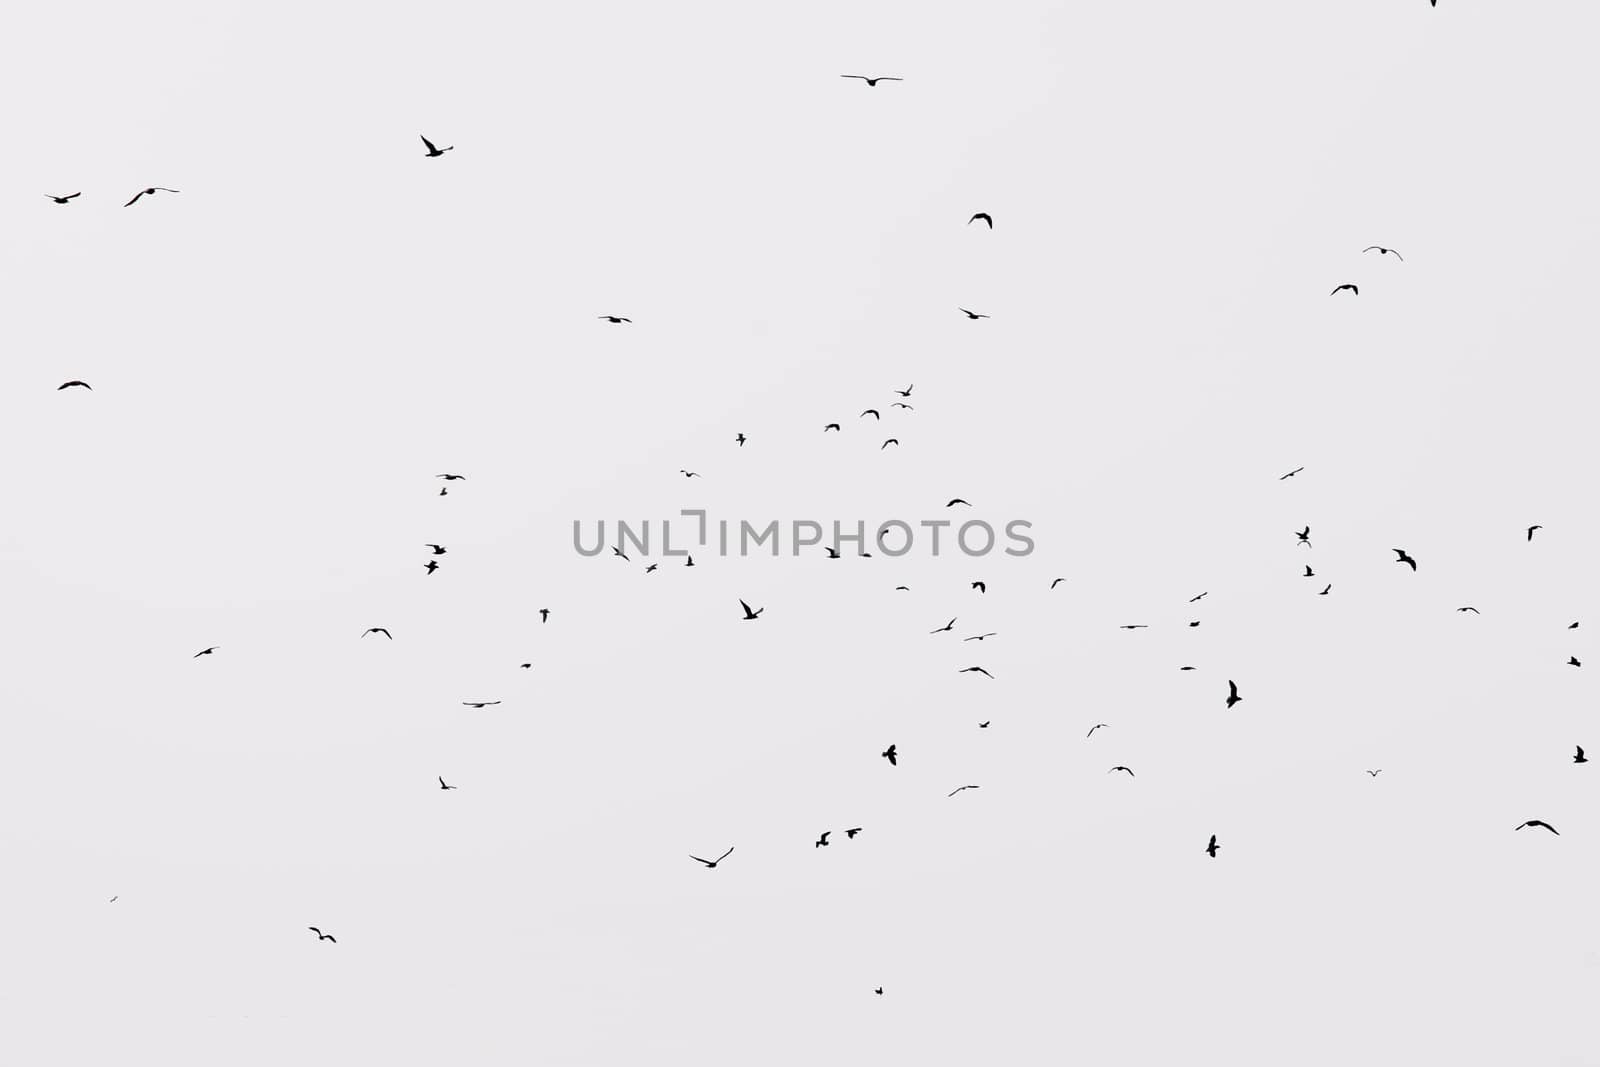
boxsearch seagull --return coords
[1458,607,1479,614]
[947,498,971,507]
[874,987,884,995]
[1515,820,1559,835]
[1205,835,1219,858]
[680,470,700,479]
[438,776,457,790]
[361,628,392,639]
[971,581,986,593]
[520,663,532,669]
[1319,584,1331,595]
[894,385,914,397]
[1225,680,1242,708]
[947,785,980,797]
[1575,747,1588,764]
[1295,526,1311,547]
[45,192,81,204]
[689,847,735,868]
[124,187,179,206]
[57,380,92,390]
[423,544,447,554]
[861,409,881,419]
[1330,284,1358,296]
[1190,592,1208,603]
[930,618,956,634]
[815,831,831,848]
[845,828,862,839]
[881,438,899,449]
[1367,770,1382,777]
[1180,666,1197,671]
[739,599,764,620]
[307,927,336,943]
[539,609,550,623]
[1362,246,1403,261]
[193,646,218,658]
[824,423,841,431]
[881,744,897,766]
[644,563,658,573]
[1279,466,1305,480]
[1527,525,1542,541]
[891,402,914,410]
[1119,625,1148,630]
[420,135,453,157]
[424,560,439,574]
[1570,657,1582,667]
[977,721,990,728]
[959,666,994,678]
[735,433,747,446]
[826,547,840,559]
[840,74,903,86]
[963,633,997,642]
[1108,766,1135,777]
[611,547,630,562]
[436,473,467,481]
[461,701,501,708]
[968,213,993,229]
[957,307,989,319]
[598,315,632,324]
[1050,577,1066,589]
[1393,548,1417,571]
[1086,724,1109,738]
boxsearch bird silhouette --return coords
[1575,747,1588,764]
[881,438,899,449]
[1225,680,1242,708]
[45,192,80,204]
[840,74,902,86]
[1458,606,1479,614]
[1205,835,1219,858]
[1319,584,1331,595]
[425,560,439,574]
[439,776,457,790]
[891,402,914,410]
[1119,625,1148,630]
[895,385,914,397]
[947,498,971,507]
[598,315,632,324]
[1571,622,1581,629]
[1296,526,1311,546]
[1363,246,1403,260]
[689,847,735,868]
[361,628,392,639]
[1515,820,1559,835]
[874,987,884,995]
[739,599,764,620]
[424,544,447,555]
[968,213,993,229]
[1570,657,1582,667]
[1190,592,1208,603]
[824,423,841,431]
[1279,466,1305,480]
[930,618,956,634]
[678,470,700,478]
[307,927,336,943]
[1393,548,1417,571]
[540,609,550,623]
[825,547,841,559]
[1330,284,1358,296]
[972,581,987,593]
[959,666,994,678]
[977,721,990,728]
[644,563,658,573]
[1304,566,1315,577]
[881,744,897,766]
[57,380,92,390]
[193,646,218,657]
[1087,724,1108,738]
[124,187,178,206]
[612,547,630,562]
[735,433,747,446]
[815,831,831,848]
[420,135,453,157]
[462,701,501,708]
[861,409,881,419]
[947,785,980,797]
[845,828,862,839]
[1108,766,1134,777]
[963,632,997,642]
[1050,577,1065,589]
[436,473,466,481]
[1528,525,1542,541]
[957,307,989,319]
[1367,770,1382,777]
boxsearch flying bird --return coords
[611,547,630,562]
[930,618,956,634]
[598,315,632,324]
[968,213,993,229]
[1205,835,1219,858]
[539,609,550,623]
[959,666,994,678]
[193,646,218,657]
[124,187,179,206]
[420,135,453,157]
[307,927,336,943]
[1515,820,1559,835]
[1527,525,1542,541]
[815,832,831,848]
[1393,548,1417,571]
[874,987,884,995]
[971,581,986,593]
[1570,657,1582,667]
[361,628,392,639]
[891,402,914,410]
[45,192,80,204]
[436,474,466,481]
[824,423,841,431]
[1330,284,1358,296]
[1225,680,1242,708]
[1363,246,1403,260]
[644,563,658,573]
[1304,566,1315,577]
[1190,592,1208,603]
[57,380,92,390]
[861,409,881,419]
[840,74,903,86]
[1279,466,1304,480]
[1108,766,1135,777]
[461,701,501,708]
[1575,747,1588,764]
[845,828,862,839]
[1086,723,1108,738]
[1367,770,1382,777]
[1050,577,1065,589]
[735,433,747,446]
[947,498,971,507]
[977,721,990,728]
[1295,526,1311,546]
[1319,584,1331,595]
[947,785,980,797]
[826,547,841,559]
[739,599,764,620]
[424,560,439,574]
[881,744,897,766]
[957,307,989,319]
[894,385,914,397]
[438,777,456,790]
[963,632,997,642]
[881,438,899,449]
[423,544,447,554]
[1119,625,1148,630]
[1458,607,1479,614]
[689,847,735,868]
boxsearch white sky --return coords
[3,2,1599,1064]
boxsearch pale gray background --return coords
[3,1,1598,1064]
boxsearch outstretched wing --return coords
[421,135,438,153]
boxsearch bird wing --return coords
[840,75,868,80]
[740,599,754,614]
[124,191,144,206]
[717,847,734,862]
[421,135,438,152]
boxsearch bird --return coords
[539,609,550,624]
[1225,680,1242,708]
[845,828,862,839]
[1108,766,1135,777]
[957,307,989,319]
[438,777,457,790]
[1190,592,1208,603]
[861,409,881,419]
[57,380,92,390]
[1319,584,1331,595]
[193,646,218,658]
[1570,657,1582,667]
[598,315,631,324]
[439,487,448,496]
[874,988,884,996]
[881,438,899,449]
[462,701,501,708]
[977,721,990,729]
[124,187,179,206]
[1575,747,1588,764]
[1393,548,1417,571]
[436,473,467,481]
[520,663,532,669]
[361,628,392,639]
[677,470,701,479]
[930,618,956,634]
[424,560,439,575]
[971,581,986,593]
[644,564,658,573]
[959,666,994,678]
[1279,466,1305,480]
[1367,770,1382,777]
[423,544,447,555]
[1205,835,1219,858]
[1180,666,1197,671]
[815,832,831,848]
[420,135,453,157]
[739,599,764,620]
[45,192,80,204]
[735,433,747,446]
[108,896,117,902]
[611,547,630,562]
[1295,526,1311,546]
[689,847,735,868]
[307,927,336,943]
[1528,525,1542,541]
[1119,625,1148,630]
[968,213,993,229]
[1188,621,1201,628]
[840,74,902,86]
[823,423,841,432]
[963,632,997,642]
[947,498,971,507]
[881,744,897,766]
[891,402,914,410]
[1086,724,1108,738]
[1304,566,1315,577]
[826,547,841,559]
[1571,622,1581,629]
[947,785,980,797]
[1330,284,1358,296]
[1363,246,1403,261]
[1515,820,1559,835]
[1458,607,1480,614]
[895,385,914,397]
[1050,577,1065,589]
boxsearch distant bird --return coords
[881,744,897,766]
[823,423,841,431]
[1458,607,1479,614]
[1190,592,1208,603]
[845,827,862,839]
[947,785,980,797]
[1570,656,1582,667]
[1108,766,1135,777]
[307,927,336,943]
[1188,621,1201,628]
[1330,284,1358,296]
[1279,466,1305,480]
[45,192,80,204]
[963,632,997,642]
[462,701,501,708]
[108,896,117,902]
[894,585,909,591]
[680,470,700,478]
[438,776,456,790]
[1225,680,1242,708]
[420,135,453,157]
[1086,723,1108,738]
[1050,577,1065,589]
[436,474,467,481]
[840,74,902,86]
[895,385,914,397]
[1362,246,1403,261]
[826,547,840,559]
[735,433,747,446]
[1304,566,1315,577]
[881,438,899,449]
[1393,548,1417,571]
[957,307,989,319]
[1527,525,1542,541]
[686,555,695,567]
[124,187,178,206]
[612,546,630,562]
[930,618,956,634]
[977,721,990,729]
[1295,526,1311,547]
[57,380,92,391]
[520,663,532,669]
[874,987,884,995]
[971,581,986,593]
[424,544,447,555]
[1571,622,1581,629]
[1180,666,1197,671]
[644,563,658,573]
[361,628,392,639]
[861,409,881,420]
[1515,820,1559,835]
[1575,747,1588,764]
[424,560,439,575]
[1205,835,1219,858]
[439,487,448,496]
[959,666,994,678]
[539,608,550,623]
[815,832,831,848]
[947,498,971,507]
[1367,770,1382,777]
[1319,584,1331,595]
[598,315,632,324]
[193,646,218,658]
[891,402,914,410]
[689,847,735,868]
[739,599,764,620]
[1119,625,1148,630]
[968,213,993,229]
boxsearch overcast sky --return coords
[4,1,1600,1064]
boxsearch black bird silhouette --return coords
[881,438,899,449]
[1575,747,1588,764]
[1205,835,1219,858]
[307,927,336,943]
[1571,622,1581,629]
[1180,666,1197,671]
[424,544,446,555]
[1225,680,1242,708]
[193,646,218,657]
[739,599,764,620]
[598,315,632,323]
[1319,584,1331,595]
[1086,723,1108,738]
[964,632,997,642]
[735,433,747,446]
[436,473,467,481]
[826,547,840,559]
[947,498,971,507]
[689,847,735,868]
[1515,820,1559,835]
[881,744,897,766]
[1367,770,1382,777]
[1527,525,1542,541]
[46,192,81,204]
[972,581,986,593]
[57,380,92,391]
[520,663,532,669]
[439,487,448,496]
[1393,548,1417,571]
[1108,766,1135,777]
[420,135,453,157]
[1295,526,1311,546]
[930,618,956,634]
[1458,606,1479,614]
[874,987,884,995]
[1119,625,1148,630]
[957,307,989,319]
[612,546,630,562]
[1570,657,1582,667]
[1330,284,1358,296]
[959,666,994,678]
[438,776,456,790]
[539,608,550,623]
[895,385,914,397]
[947,785,980,797]
[644,563,658,573]
[425,560,439,574]
[1188,621,1201,628]
[968,213,993,229]
[1363,246,1403,260]
[1304,566,1315,578]
[462,701,501,708]
[977,721,990,728]
[815,831,831,848]
[1190,592,1208,603]
[1050,577,1065,589]
[861,409,881,419]
[124,187,178,206]
[845,827,862,839]
[361,628,392,639]
[1279,466,1305,480]
[891,402,914,410]
[823,423,841,431]
[841,74,902,86]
